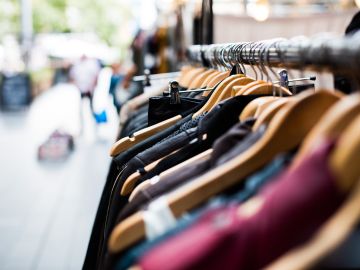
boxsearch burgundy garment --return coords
[139,140,345,270]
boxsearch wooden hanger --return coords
[108,90,340,253]
[292,92,356,168]
[239,96,279,121]
[209,77,255,110]
[110,115,181,156]
[128,149,213,200]
[330,112,360,193]
[129,180,153,202]
[254,97,281,118]
[206,70,231,88]
[252,98,292,130]
[121,149,180,196]
[234,80,266,96]
[187,69,217,89]
[242,82,292,96]
[200,70,221,88]
[177,66,196,86]
[180,67,206,88]
[266,177,360,270]
[192,74,245,118]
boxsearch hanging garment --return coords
[137,140,344,270]
[114,153,293,270]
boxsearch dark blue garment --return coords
[109,74,124,113]
[116,153,293,270]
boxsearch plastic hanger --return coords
[128,149,213,201]
[108,90,340,253]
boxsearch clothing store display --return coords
[84,35,360,270]
[96,94,265,269]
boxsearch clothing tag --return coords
[143,196,177,240]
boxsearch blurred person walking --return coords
[69,54,101,134]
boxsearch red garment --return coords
[139,140,345,270]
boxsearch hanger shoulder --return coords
[230,77,255,97]
[239,96,279,121]
[212,76,252,108]
[159,149,213,179]
[201,71,220,88]
[243,83,292,96]
[235,80,265,96]
[121,149,180,196]
[177,66,195,86]
[180,68,206,88]
[252,99,291,130]
[128,149,213,201]
[121,171,142,196]
[254,97,280,118]
[330,112,360,192]
[193,74,244,118]
[206,71,230,88]
[110,115,181,157]
[109,211,145,252]
[294,93,360,168]
[129,180,152,202]
[188,69,216,89]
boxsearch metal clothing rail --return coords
[132,71,181,82]
[186,34,360,75]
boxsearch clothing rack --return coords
[186,34,360,75]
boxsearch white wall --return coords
[214,9,358,43]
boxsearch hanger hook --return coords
[265,39,283,96]
[246,42,258,80]
[253,42,264,81]
[236,43,247,76]
[258,41,270,82]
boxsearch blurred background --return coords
[0,0,358,269]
